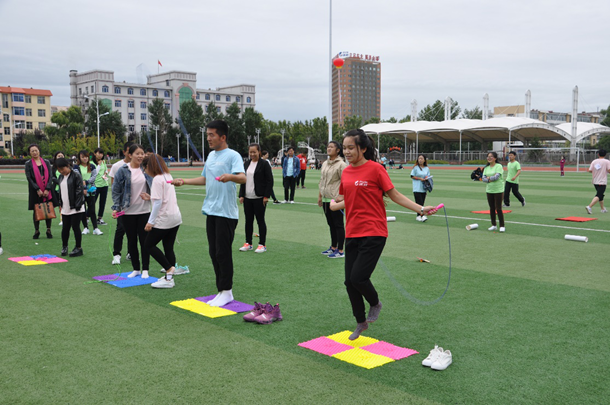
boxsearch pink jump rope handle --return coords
[429,203,444,215]
[215,176,221,181]
[115,211,125,218]
[166,180,173,184]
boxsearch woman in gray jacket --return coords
[318,141,348,259]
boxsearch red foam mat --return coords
[556,217,597,222]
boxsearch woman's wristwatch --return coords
[420,207,425,215]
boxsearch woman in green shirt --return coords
[482,152,505,232]
[93,148,110,225]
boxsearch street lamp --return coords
[200,127,206,164]
[255,128,260,144]
[152,125,159,154]
[280,129,285,155]
[176,132,181,162]
[84,94,109,148]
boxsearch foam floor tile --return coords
[298,336,354,356]
[327,330,379,347]
[39,257,68,264]
[361,341,419,360]
[92,274,128,282]
[18,260,48,266]
[194,296,254,313]
[31,254,57,259]
[106,275,158,288]
[332,348,395,369]
[171,299,237,318]
[8,256,34,262]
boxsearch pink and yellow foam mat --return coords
[8,254,68,266]
[299,330,418,369]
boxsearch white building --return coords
[69,69,255,134]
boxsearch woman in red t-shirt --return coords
[331,129,436,340]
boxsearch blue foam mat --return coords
[105,272,159,288]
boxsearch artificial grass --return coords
[1,167,609,404]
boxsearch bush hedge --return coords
[463,160,487,165]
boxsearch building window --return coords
[140,89,146,96]
[115,100,122,107]
[128,88,134,95]
[129,125,135,132]
[164,103,170,110]
[153,90,158,97]
[166,80,169,86]
[217,107,221,113]
[141,125,148,132]
[247,97,252,103]
[164,90,170,97]
[3,114,9,122]
[140,101,146,109]
[226,95,231,102]
[141,113,147,120]
[25,95,31,103]
[128,100,134,108]
[26,108,32,117]
[39,122,46,130]
[236,96,241,102]
[128,113,134,120]
[4,127,10,135]
[205,94,210,100]
[196,93,200,100]
[79,88,83,95]
[26,122,33,130]
[215,95,220,101]
[102,85,109,93]
[12,93,24,102]
[91,86,94,92]
[13,107,25,116]
[37,109,46,117]
[114,87,121,94]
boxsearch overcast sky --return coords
[2,0,608,122]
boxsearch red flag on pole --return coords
[158,60,162,67]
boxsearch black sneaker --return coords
[98,218,107,225]
[273,200,281,205]
[521,200,526,207]
[69,247,83,257]
[61,246,68,256]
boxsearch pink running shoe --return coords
[243,302,265,322]
[254,303,283,324]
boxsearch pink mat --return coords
[298,336,354,356]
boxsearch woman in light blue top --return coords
[410,154,431,222]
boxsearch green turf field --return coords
[1,167,609,404]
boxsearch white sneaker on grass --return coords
[601,209,608,213]
[254,245,267,253]
[112,255,121,265]
[421,215,428,222]
[239,243,253,252]
[82,228,90,235]
[586,206,592,214]
[422,345,443,367]
[431,349,453,371]
[0,247,3,255]
[93,228,103,235]
[488,226,497,231]
[151,277,175,288]
[160,265,190,275]
[416,216,422,222]
[499,227,506,233]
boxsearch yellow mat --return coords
[333,347,395,369]
[170,299,236,318]
[327,330,379,347]
[18,260,48,266]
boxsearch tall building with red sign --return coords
[332,52,381,125]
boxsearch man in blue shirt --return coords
[174,120,245,307]
[282,146,300,203]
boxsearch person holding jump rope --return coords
[330,129,437,340]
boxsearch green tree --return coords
[600,105,610,127]
[418,100,461,121]
[527,136,544,162]
[177,99,205,160]
[462,106,483,119]
[224,103,247,155]
[148,98,174,156]
[46,106,85,139]
[597,135,610,151]
[84,100,126,141]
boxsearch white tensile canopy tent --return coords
[361,117,610,161]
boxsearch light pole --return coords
[280,129,285,155]
[84,94,108,148]
[152,125,159,154]
[200,127,206,163]
[176,133,181,162]
[255,128,260,144]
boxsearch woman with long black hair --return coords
[331,129,435,340]
[74,150,103,236]
[93,148,110,225]
[482,151,505,232]
[410,154,431,222]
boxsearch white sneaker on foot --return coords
[431,349,453,370]
[586,206,592,214]
[601,209,608,213]
[416,216,422,222]
[141,270,149,279]
[127,271,141,278]
[82,228,90,235]
[151,277,175,288]
[499,227,505,233]
[0,247,3,255]
[93,228,103,235]
[239,243,253,251]
[488,226,497,231]
[421,215,428,222]
[255,245,266,253]
[422,345,443,367]
[59,221,63,226]
[112,255,121,265]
